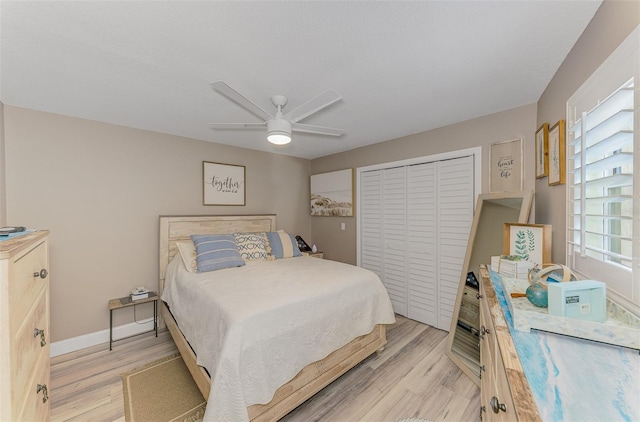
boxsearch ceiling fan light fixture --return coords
[267,119,292,145]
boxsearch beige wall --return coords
[536,0,639,263]
[3,106,311,341]
[310,103,537,265]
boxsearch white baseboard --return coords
[50,317,156,358]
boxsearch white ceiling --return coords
[1,1,602,160]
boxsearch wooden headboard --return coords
[158,215,277,295]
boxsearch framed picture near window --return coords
[535,123,549,179]
[203,161,246,205]
[503,223,552,267]
[548,120,566,186]
[490,138,523,192]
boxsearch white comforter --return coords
[162,255,396,422]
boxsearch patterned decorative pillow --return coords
[233,232,271,261]
[266,230,302,259]
[190,234,245,272]
[175,240,197,273]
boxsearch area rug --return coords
[122,353,206,422]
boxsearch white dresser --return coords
[0,231,50,421]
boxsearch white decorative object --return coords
[311,244,317,253]
[491,256,535,279]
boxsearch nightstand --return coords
[108,292,158,350]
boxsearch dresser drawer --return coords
[11,286,49,408]
[494,353,516,421]
[9,238,48,335]
[15,348,50,422]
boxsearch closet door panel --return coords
[360,171,383,278]
[437,156,474,330]
[406,163,437,326]
[382,167,407,315]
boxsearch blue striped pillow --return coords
[190,234,245,272]
[266,230,302,259]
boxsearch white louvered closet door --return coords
[359,155,474,330]
[360,171,383,280]
[435,156,474,330]
[382,167,407,315]
[406,163,437,326]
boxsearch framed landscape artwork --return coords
[310,169,354,216]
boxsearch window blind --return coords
[566,25,639,305]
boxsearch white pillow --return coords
[176,241,197,273]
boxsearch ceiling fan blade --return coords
[211,81,273,121]
[292,123,344,137]
[208,122,266,130]
[283,90,342,123]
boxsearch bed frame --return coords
[158,215,387,422]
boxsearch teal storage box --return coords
[548,280,606,322]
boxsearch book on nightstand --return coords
[131,292,149,301]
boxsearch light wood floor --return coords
[50,316,480,421]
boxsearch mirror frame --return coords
[445,190,533,386]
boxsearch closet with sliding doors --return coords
[358,150,478,331]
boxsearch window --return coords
[566,26,639,307]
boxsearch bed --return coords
[158,215,395,422]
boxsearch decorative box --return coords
[491,256,535,279]
[548,280,606,322]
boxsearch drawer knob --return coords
[34,269,48,279]
[479,325,490,340]
[36,384,48,403]
[34,328,46,347]
[490,396,507,413]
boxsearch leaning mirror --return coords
[445,190,533,385]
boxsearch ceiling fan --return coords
[208,81,344,145]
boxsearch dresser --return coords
[0,231,50,421]
[479,264,640,421]
[478,265,539,421]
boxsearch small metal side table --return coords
[108,292,158,350]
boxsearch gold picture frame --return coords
[503,223,552,267]
[548,120,566,186]
[535,123,549,179]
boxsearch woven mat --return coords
[122,353,206,422]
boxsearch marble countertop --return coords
[489,269,640,421]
